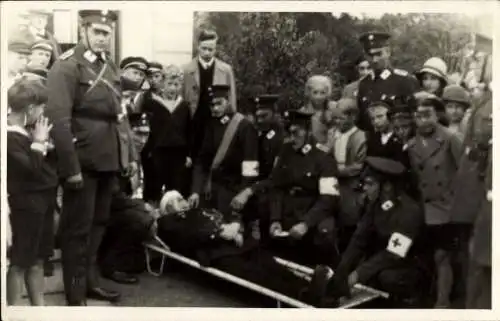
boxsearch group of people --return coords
[6,9,492,310]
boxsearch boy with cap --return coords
[307,156,426,308]
[7,40,31,87]
[188,84,259,236]
[266,109,339,267]
[230,94,285,240]
[28,40,54,69]
[365,96,410,168]
[356,31,418,133]
[327,98,367,252]
[406,96,462,308]
[46,10,123,305]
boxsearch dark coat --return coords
[46,43,125,177]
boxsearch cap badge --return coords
[221,115,230,124]
[381,200,394,211]
[306,172,311,177]
[266,130,275,139]
[380,69,391,80]
[101,17,107,23]
[255,97,260,103]
[381,94,387,100]
[302,144,311,154]
[368,34,374,40]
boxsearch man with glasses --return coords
[342,55,373,99]
[46,10,126,305]
[356,32,418,133]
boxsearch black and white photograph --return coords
[1,1,496,320]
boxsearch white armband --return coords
[242,161,259,177]
[319,177,340,196]
[386,232,412,258]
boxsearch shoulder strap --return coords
[211,113,245,171]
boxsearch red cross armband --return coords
[386,232,412,258]
[319,177,340,196]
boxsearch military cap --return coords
[120,56,148,72]
[79,10,117,32]
[147,61,164,75]
[251,94,279,111]
[198,29,218,42]
[8,40,31,54]
[359,31,391,53]
[284,109,314,128]
[22,67,48,80]
[363,156,406,180]
[354,53,369,66]
[209,84,231,99]
[31,39,53,52]
[387,95,416,118]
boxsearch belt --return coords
[73,110,125,123]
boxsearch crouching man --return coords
[308,157,428,308]
[188,84,259,231]
[267,109,340,268]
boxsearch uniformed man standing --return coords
[188,84,259,224]
[46,10,126,305]
[230,94,285,240]
[267,109,340,267]
[356,32,418,133]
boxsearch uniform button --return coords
[419,165,424,171]
[434,165,440,170]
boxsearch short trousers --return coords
[8,189,56,268]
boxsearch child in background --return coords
[143,64,192,202]
[300,75,336,144]
[442,84,471,140]
[6,79,58,305]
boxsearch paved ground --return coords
[18,259,272,307]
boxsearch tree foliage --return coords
[194,12,474,112]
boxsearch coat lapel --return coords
[414,129,444,165]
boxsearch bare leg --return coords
[7,265,24,305]
[25,260,45,306]
[434,249,453,308]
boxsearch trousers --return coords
[59,171,116,303]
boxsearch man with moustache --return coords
[46,10,127,305]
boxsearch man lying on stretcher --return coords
[156,190,319,303]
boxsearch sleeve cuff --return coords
[31,142,47,155]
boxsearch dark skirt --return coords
[8,188,56,268]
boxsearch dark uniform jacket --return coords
[336,193,424,284]
[366,131,410,168]
[192,113,259,194]
[357,68,418,132]
[46,44,126,177]
[251,122,286,195]
[268,140,339,229]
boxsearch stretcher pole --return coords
[273,257,390,299]
[144,242,315,308]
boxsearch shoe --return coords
[304,265,333,306]
[103,271,139,285]
[87,287,121,302]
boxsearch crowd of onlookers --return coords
[5,10,492,309]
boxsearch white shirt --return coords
[198,57,215,70]
[381,131,393,145]
[333,126,358,165]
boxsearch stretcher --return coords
[144,236,389,308]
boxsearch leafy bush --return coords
[194,12,473,113]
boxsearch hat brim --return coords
[416,67,447,82]
[87,22,113,33]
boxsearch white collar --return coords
[198,57,215,69]
[7,124,29,137]
[381,131,393,145]
[338,126,357,137]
